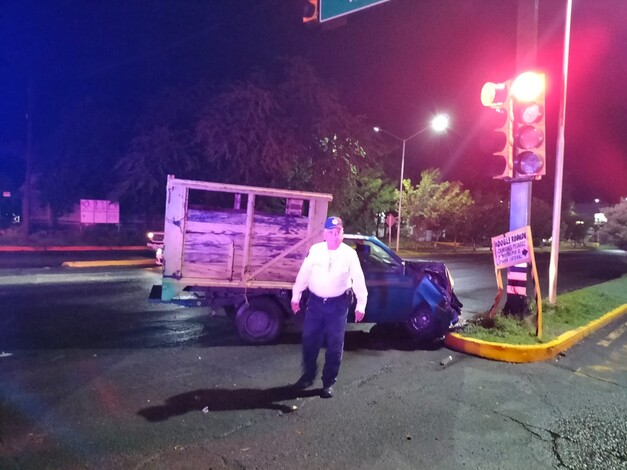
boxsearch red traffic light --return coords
[303,0,318,23]
[511,72,544,102]
[511,72,546,180]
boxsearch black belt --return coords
[309,290,351,304]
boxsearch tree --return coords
[36,98,126,221]
[462,189,509,250]
[402,168,473,246]
[562,201,592,246]
[111,82,213,218]
[598,200,627,250]
[195,58,382,202]
[339,168,397,235]
[529,197,552,247]
[114,58,385,219]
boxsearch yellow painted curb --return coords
[62,259,157,268]
[444,304,627,363]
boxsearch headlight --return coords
[445,267,455,289]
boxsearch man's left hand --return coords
[355,310,365,323]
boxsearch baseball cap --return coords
[324,216,343,230]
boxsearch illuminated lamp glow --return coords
[516,151,544,175]
[594,212,607,224]
[431,114,449,132]
[511,72,544,102]
[481,82,509,108]
[515,125,544,150]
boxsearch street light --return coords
[374,114,449,252]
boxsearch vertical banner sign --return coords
[491,226,543,338]
[491,226,532,269]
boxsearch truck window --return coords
[351,240,403,274]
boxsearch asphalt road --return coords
[0,251,625,469]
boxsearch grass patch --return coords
[459,276,627,345]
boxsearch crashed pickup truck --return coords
[150,176,461,344]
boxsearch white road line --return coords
[597,320,627,347]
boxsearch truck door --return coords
[351,240,413,323]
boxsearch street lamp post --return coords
[374,114,448,252]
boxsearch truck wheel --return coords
[405,304,446,343]
[235,298,283,344]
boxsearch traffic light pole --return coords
[504,0,539,316]
[504,182,532,315]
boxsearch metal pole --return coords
[548,0,573,304]
[396,139,407,252]
[504,0,539,316]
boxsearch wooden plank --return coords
[247,234,316,280]
[182,208,314,282]
[241,194,255,281]
[162,175,335,298]
[169,177,333,201]
[163,276,295,290]
[181,234,235,279]
[162,176,187,280]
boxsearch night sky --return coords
[1,0,625,204]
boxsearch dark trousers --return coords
[301,292,350,388]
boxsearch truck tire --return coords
[235,297,283,344]
[404,304,447,343]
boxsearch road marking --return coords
[62,259,156,268]
[597,320,626,347]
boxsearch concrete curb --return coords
[444,304,627,363]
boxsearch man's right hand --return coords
[291,301,300,314]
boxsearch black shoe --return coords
[293,377,314,389]
[320,386,334,399]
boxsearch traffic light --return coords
[480,80,514,179]
[303,0,318,23]
[510,72,546,180]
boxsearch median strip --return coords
[445,304,627,363]
[63,259,157,268]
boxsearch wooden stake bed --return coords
[159,176,332,301]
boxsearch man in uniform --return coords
[291,216,368,398]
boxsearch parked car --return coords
[146,231,164,265]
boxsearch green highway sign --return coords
[319,0,390,23]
